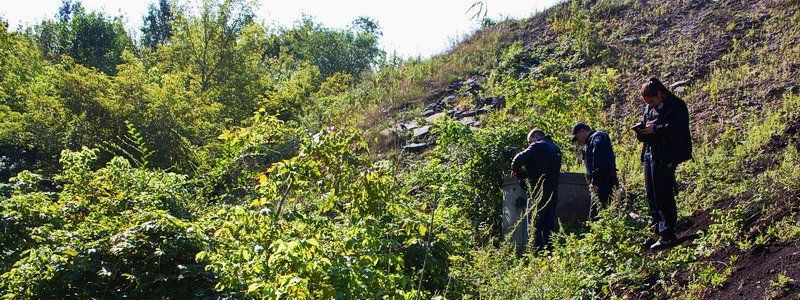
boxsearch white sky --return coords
[0,0,560,58]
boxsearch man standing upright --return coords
[571,122,618,221]
[634,77,693,250]
[511,129,562,250]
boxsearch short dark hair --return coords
[527,129,545,142]
[571,122,590,135]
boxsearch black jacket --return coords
[583,130,617,185]
[511,136,562,187]
[637,96,693,166]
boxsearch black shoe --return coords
[649,237,676,250]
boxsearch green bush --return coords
[1,148,208,298]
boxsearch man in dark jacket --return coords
[511,129,562,250]
[635,77,693,250]
[571,122,618,221]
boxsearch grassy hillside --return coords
[370,0,800,298]
[1,0,799,298]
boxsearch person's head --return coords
[571,122,592,145]
[527,129,545,144]
[640,77,673,106]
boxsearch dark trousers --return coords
[643,152,678,239]
[589,179,612,221]
[528,179,559,250]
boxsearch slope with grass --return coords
[360,0,800,298]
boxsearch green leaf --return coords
[247,282,261,293]
[195,251,207,262]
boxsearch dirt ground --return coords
[707,242,800,299]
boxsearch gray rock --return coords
[463,77,478,87]
[463,77,486,89]
[379,128,393,137]
[399,120,419,131]
[669,79,691,89]
[413,125,431,138]
[480,97,503,107]
[458,116,477,126]
[426,112,446,123]
[493,97,506,108]
[622,37,638,44]
[478,105,495,114]
[404,143,429,152]
[442,95,455,105]
[674,86,687,94]
[421,109,435,117]
[461,110,479,117]
[378,128,404,147]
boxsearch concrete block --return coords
[501,172,590,248]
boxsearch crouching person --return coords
[510,129,562,250]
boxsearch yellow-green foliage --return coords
[550,0,609,62]
[485,66,618,168]
[3,0,800,298]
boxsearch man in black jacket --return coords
[635,77,693,250]
[571,122,618,221]
[511,129,562,250]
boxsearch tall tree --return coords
[166,0,256,91]
[158,0,278,123]
[34,0,133,75]
[277,16,383,78]
[141,0,177,50]
[58,0,77,22]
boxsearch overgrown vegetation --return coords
[1,0,799,298]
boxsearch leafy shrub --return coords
[196,129,428,298]
[432,119,526,240]
[1,148,208,298]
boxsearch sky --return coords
[0,0,560,58]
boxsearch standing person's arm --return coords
[653,105,690,140]
[511,144,538,179]
[589,134,613,179]
[636,106,653,142]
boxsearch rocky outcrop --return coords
[391,76,505,153]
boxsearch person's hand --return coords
[639,121,655,134]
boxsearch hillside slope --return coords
[371,0,800,298]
